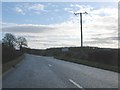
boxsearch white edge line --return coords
[69,79,83,88]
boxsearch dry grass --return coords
[2,54,25,73]
[55,56,119,72]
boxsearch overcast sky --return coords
[1,2,118,49]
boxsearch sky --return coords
[1,2,119,49]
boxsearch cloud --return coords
[65,4,117,17]
[2,24,55,33]
[15,7,25,15]
[2,23,80,49]
[65,5,94,14]
[14,3,45,15]
[29,4,44,11]
[2,5,118,49]
[2,22,17,27]
[2,16,118,49]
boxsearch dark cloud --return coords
[2,25,55,33]
[87,36,118,44]
[107,37,120,40]
[91,24,117,31]
[85,40,112,44]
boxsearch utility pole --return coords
[74,11,88,47]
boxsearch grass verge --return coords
[55,56,119,73]
[2,54,25,73]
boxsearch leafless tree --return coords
[2,33,16,48]
[17,37,27,50]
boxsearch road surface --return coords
[3,54,118,88]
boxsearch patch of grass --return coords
[55,56,119,72]
[2,54,25,73]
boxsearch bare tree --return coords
[2,33,16,48]
[17,37,27,50]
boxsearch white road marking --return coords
[69,79,83,88]
[48,64,52,67]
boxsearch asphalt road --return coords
[3,54,118,88]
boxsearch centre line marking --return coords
[48,64,52,67]
[69,79,83,88]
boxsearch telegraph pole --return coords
[74,11,88,47]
